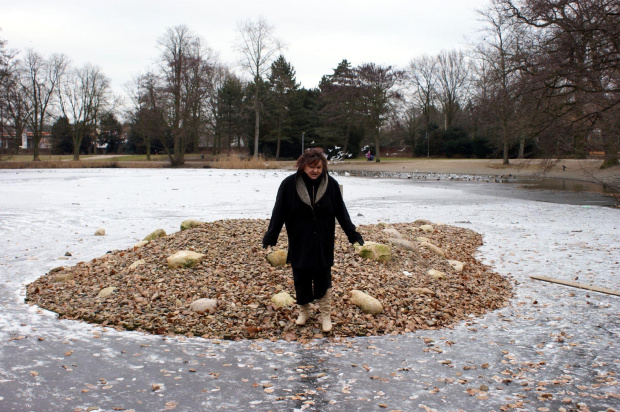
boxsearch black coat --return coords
[263,172,363,268]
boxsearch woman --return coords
[263,148,364,333]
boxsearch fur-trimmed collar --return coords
[296,172,328,207]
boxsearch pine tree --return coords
[216,75,246,155]
[98,113,123,154]
[266,55,298,159]
[319,60,361,154]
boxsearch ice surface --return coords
[0,169,618,411]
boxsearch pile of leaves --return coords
[26,219,512,341]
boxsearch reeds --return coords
[208,155,291,170]
[0,154,292,170]
[0,160,166,169]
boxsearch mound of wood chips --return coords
[26,219,512,342]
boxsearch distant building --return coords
[0,127,52,152]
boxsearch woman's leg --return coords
[318,288,332,332]
[292,268,313,325]
[314,268,333,333]
[292,268,333,330]
[292,267,314,305]
[295,304,310,325]
[312,267,332,301]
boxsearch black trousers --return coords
[292,267,332,305]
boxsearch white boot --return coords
[295,304,310,326]
[318,288,333,333]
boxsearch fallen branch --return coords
[530,275,620,297]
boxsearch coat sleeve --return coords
[333,180,364,245]
[262,180,287,247]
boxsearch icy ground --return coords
[0,169,618,412]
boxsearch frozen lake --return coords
[0,169,618,411]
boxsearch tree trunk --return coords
[146,138,151,161]
[518,137,525,159]
[73,138,81,161]
[253,107,260,158]
[502,121,510,165]
[173,130,180,165]
[226,126,231,156]
[32,137,40,161]
[253,85,260,159]
[177,134,186,166]
[343,121,351,154]
[601,133,619,169]
[193,129,200,153]
[374,129,381,163]
[409,123,417,154]
[212,134,218,155]
[275,118,282,160]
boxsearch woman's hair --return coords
[296,148,328,173]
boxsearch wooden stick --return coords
[530,275,620,297]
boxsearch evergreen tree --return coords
[215,75,246,155]
[51,116,73,155]
[265,55,299,159]
[98,113,123,154]
[319,60,362,154]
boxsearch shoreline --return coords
[329,158,619,188]
[1,157,618,190]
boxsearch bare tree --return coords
[157,25,218,166]
[1,57,31,154]
[500,0,620,167]
[356,63,405,162]
[408,55,438,129]
[158,25,197,165]
[22,50,68,161]
[0,38,27,154]
[473,0,530,164]
[436,50,469,131]
[0,33,12,87]
[124,73,160,160]
[400,102,423,151]
[211,66,238,155]
[200,63,229,155]
[234,17,283,159]
[59,63,113,160]
[407,55,439,154]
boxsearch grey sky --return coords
[2,0,489,94]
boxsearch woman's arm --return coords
[262,180,287,247]
[333,180,364,245]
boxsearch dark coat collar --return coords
[296,172,328,207]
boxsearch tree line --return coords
[0,0,618,168]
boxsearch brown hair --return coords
[296,148,328,173]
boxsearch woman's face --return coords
[303,161,323,180]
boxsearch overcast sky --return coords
[2,0,489,95]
